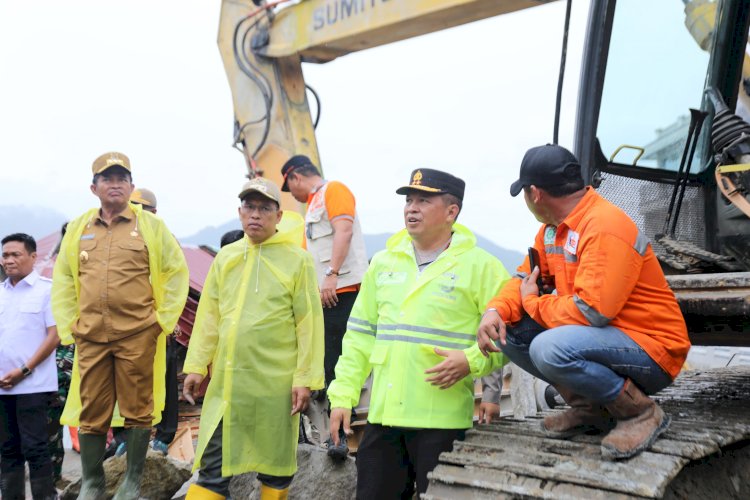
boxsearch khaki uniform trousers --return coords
[75,323,160,434]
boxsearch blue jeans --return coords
[500,323,672,403]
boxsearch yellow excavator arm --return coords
[217,0,554,208]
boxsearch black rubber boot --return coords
[0,468,26,500]
[77,433,107,500]
[112,428,151,500]
[30,474,58,500]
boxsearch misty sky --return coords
[0,0,591,253]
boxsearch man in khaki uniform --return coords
[52,152,189,500]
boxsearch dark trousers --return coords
[324,291,358,387]
[0,392,55,482]
[197,420,293,496]
[355,423,465,499]
[154,339,180,444]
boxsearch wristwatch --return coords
[324,266,339,277]
[20,364,32,377]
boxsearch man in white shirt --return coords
[0,233,60,499]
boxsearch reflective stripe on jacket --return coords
[328,223,509,429]
[51,203,189,426]
[488,188,690,379]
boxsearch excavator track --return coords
[425,367,750,499]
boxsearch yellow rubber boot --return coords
[185,483,226,500]
[260,483,290,500]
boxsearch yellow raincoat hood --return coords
[51,203,189,426]
[184,216,324,477]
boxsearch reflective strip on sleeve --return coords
[573,295,611,327]
[347,317,376,336]
[634,231,650,256]
[348,325,376,336]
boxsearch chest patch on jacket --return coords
[564,230,580,255]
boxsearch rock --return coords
[229,444,357,499]
[61,450,193,499]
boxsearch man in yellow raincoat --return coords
[52,152,189,500]
[183,177,325,500]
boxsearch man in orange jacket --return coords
[478,144,690,460]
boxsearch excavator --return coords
[216,0,750,497]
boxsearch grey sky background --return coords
[0,0,590,253]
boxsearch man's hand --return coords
[0,369,24,389]
[182,373,205,405]
[329,407,352,446]
[478,309,504,354]
[478,402,500,424]
[320,274,339,308]
[520,266,540,299]
[425,348,470,389]
[291,387,311,415]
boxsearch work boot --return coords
[326,427,349,461]
[112,428,151,500]
[0,468,26,500]
[542,386,613,438]
[601,379,670,460]
[30,474,58,500]
[259,483,289,500]
[185,483,226,499]
[77,433,107,500]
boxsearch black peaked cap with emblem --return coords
[396,168,465,201]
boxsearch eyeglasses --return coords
[240,203,277,214]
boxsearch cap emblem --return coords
[249,180,268,192]
[412,170,423,186]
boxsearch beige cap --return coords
[92,152,131,175]
[130,188,157,209]
[238,177,281,204]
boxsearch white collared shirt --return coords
[0,270,57,395]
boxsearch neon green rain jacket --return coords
[183,221,325,477]
[51,203,189,426]
[328,223,510,429]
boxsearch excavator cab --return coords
[574,0,750,346]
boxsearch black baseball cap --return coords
[510,144,582,197]
[396,168,465,201]
[280,155,317,192]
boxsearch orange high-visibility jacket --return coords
[488,188,690,379]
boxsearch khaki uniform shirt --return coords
[73,206,156,342]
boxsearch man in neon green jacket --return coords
[52,152,189,499]
[328,169,510,499]
[182,177,325,500]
